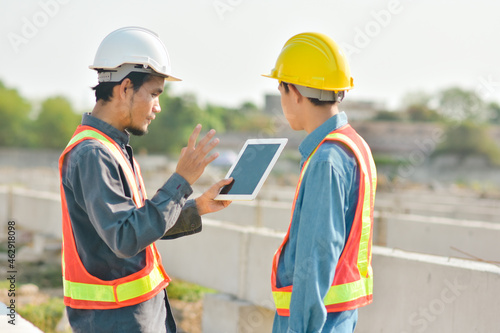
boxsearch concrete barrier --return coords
[376,190,500,223]
[0,186,9,235]
[382,213,500,263]
[357,247,500,333]
[208,200,291,230]
[157,219,500,333]
[10,187,62,239]
[202,293,274,333]
[4,188,500,332]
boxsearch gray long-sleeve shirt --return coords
[61,113,201,332]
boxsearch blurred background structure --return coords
[1,1,500,332]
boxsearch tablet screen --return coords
[220,143,281,195]
[215,138,287,200]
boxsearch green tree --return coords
[437,87,486,122]
[131,89,204,154]
[0,81,32,147]
[203,104,227,133]
[487,102,500,124]
[35,96,80,149]
[373,110,403,122]
[406,104,442,122]
[434,121,500,165]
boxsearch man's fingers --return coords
[201,137,220,155]
[214,178,233,190]
[198,129,216,148]
[187,124,202,150]
[203,152,220,167]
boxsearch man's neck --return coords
[303,104,339,134]
[91,101,127,133]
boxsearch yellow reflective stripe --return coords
[323,276,373,306]
[116,265,165,302]
[325,133,373,276]
[360,138,377,207]
[63,264,165,303]
[273,276,373,310]
[64,280,116,302]
[272,290,292,310]
[68,129,142,207]
[134,158,148,200]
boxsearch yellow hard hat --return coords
[263,32,353,91]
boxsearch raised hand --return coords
[175,124,220,185]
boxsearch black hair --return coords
[280,81,342,106]
[92,71,153,102]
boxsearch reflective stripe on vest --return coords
[59,125,170,309]
[271,124,377,315]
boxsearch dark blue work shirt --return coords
[61,113,201,333]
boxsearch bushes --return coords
[17,297,68,333]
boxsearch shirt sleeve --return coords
[162,199,202,240]
[66,145,194,259]
[287,160,349,333]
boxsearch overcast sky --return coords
[1,0,499,112]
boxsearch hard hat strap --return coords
[293,84,343,102]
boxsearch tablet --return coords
[215,138,288,201]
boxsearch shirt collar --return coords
[81,113,130,146]
[298,111,349,162]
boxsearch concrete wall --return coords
[156,220,282,307]
[376,190,500,223]
[357,248,500,333]
[8,187,62,239]
[4,188,500,332]
[208,200,291,230]
[158,219,500,333]
[381,213,500,262]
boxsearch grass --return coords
[17,297,68,333]
[18,261,63,289]
[1,258,214,332]
[166,279,216,302]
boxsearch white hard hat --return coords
[89,26,181,82]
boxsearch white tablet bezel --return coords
[214,138,288,201]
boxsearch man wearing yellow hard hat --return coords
[264,32,377,332]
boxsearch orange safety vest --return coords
[271,124,377,316]
[59,125,170,310]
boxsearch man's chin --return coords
[126,127,148,136]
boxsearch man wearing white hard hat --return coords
[59,27,232,332]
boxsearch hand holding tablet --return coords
[215,138,288,201]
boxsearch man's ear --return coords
[117,78,134,100]
[288,84,303,104]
